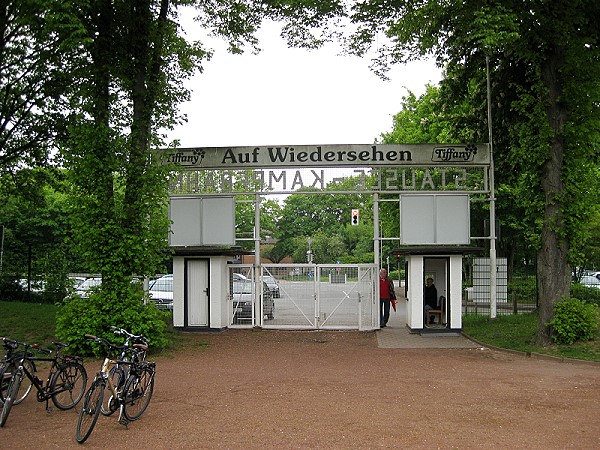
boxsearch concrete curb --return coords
[461,332,600,366]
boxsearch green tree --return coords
[235,196,282,251]
[0,168,82,301]
[274,175,373,262]
[349,0,600,344]
[379,84,455,145]
[0,1,78,172]
[578,204,600,272]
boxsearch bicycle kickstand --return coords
[45,398,53,413]
[118,406,129,427]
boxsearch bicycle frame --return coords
[98,356,124,408]
[108,327,147,386]
[94,344,139,423]
[2,339,84,407]
[15,346,78,406]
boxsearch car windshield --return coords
[233,280,253,294]
[150,278,173,292]
[78,278,101,290]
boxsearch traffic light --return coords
[351,209,359,226]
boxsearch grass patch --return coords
[2,301,598,362]
[463,312,600,362]
[0,301,58,343]
[0,300,208,356]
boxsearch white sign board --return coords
[400,194,470,245]
[169,197,235,246]
[165,144,489,170]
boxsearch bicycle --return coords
[100,326,148,416]
[1,338,36,406]
[0,338,87,427]
[75,334,155,444]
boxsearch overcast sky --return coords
[168,20,442,148]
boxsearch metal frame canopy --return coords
[167,144,490,196]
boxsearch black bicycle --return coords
[76,334,155,443]
[1,338,36,406]
[0,338,87,427]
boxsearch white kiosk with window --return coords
[169,196,242,330]
[398,194,475,332]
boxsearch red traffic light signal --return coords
[351,209,359,226]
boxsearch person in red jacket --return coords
[379,268,395,328]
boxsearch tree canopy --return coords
[349,0,600,343]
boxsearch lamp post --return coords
[486,55,497,319]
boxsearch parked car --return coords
[69,276,87,288]
[149,274,173,310]
[579,275,600,289]
[233,273,248,281]
[262,275,280,298]
[74,277,102,298]
[232,280,274,319]
[18,278,45,293]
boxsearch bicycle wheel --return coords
[123,364,154,421]
[75,379,104,443]
[51,361,87,410]
[0,369,23,427]
[101,365,125,416]
[0,359,34,405]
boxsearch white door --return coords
[187,259,209,326]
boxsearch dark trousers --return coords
[380,298,390,327]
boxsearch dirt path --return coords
[2,330,599,449]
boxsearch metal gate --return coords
[228,264,378,330]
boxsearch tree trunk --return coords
[535,49,571,346]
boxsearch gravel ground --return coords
[2,329,599,449]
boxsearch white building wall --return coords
[406,255,424,329]
[209,256,230,328]
[449,255,463,329]
[173,257,185,327]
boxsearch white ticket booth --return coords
[401,249,474,332]
[398,194,476,332]
[169,196,244,330]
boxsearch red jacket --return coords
[379,276,394,300]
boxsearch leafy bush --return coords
[508,277,538,304]
[570,284,600,307]
[547,297,599,345]
[56,283,169,356]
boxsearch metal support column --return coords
[487,56,497,319]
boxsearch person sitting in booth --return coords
[424,277,438,324]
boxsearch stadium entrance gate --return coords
[228,264,378,330]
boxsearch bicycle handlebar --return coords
[85,334,147,353]
[110,326,143,339]
[2,337,19,350]
[109,326,149,347]
[2,337,51,354]
[32,343,52,355]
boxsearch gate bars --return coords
[228,264,378,330]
